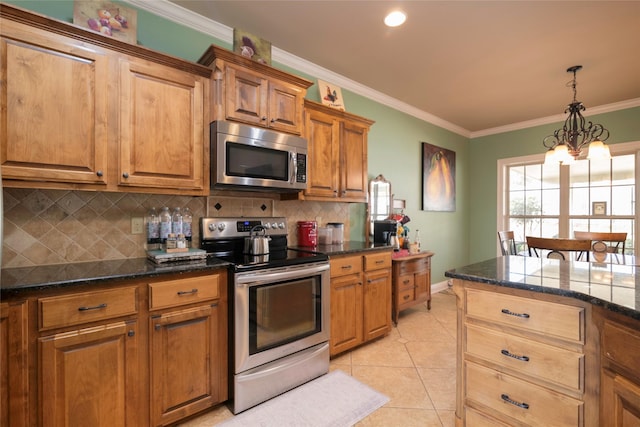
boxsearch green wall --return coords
[6,1,639,284]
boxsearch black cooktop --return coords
[212,249,328,272]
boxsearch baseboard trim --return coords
[432,280,451,294]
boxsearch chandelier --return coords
[543,65,611,165]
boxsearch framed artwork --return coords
[422,142,456,211]
[233,29,271,65]
[592,201,607,216]
[318,80,345,111]
[73,1,137,44]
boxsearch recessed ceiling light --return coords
[384,10,406,27]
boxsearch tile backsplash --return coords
[2,189,352,268]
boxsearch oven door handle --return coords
[235,262,329,286]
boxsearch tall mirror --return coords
[367,174,392,242]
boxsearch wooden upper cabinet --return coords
[302,100,374,202]
[199,45,312,135]
[0,4,211,195]
[118,58,206,192]
[0,16,109,187]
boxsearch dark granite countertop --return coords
[289,241,392,257]
[1,256,231,296]
[445,256,640,321]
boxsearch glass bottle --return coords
[182,207,193,248]
[171,207,183,236]
[159,207,172,246]
[145,207,160,251]
[414,229,421,252]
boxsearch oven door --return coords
[234,261,330,373]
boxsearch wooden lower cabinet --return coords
[2,269,228,427]
[453,280,599,426]
[39,320,141,427]
[329,250,391,356]
[148,272,227,426]
[598,312,640,426]
[391,251,433,324]
[150,304,223,425]
[1,301,28,427]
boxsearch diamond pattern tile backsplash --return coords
[2,189,352,268]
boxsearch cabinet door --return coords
[363,268,392,341]
[304,109,340,198]
[1,301,28,427]
[119,59,205,192]
[330,273,363,356]
[340,120,368,202]
[225,64,268,127]
[150,304,221,426]
[0,22,108,186]
[601,369,640,426]
[415,267,431,304]
[39,320,140,427]
[268,79,305,134]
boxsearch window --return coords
[498,141,640,256]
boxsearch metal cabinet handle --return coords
[261,116,267,121]
[341,265,353,270]
[96,170,103,177]
[501,349,530,362]
[177,288,198,296]
[403,279,410,285]
[501,308,530,318]
[78,303,107,311]
[501,394,529,410]
[403,295,410,301]
[122,172,129,179]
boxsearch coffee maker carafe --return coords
[386,232,400,251]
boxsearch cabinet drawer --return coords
[149,274,220,310]
[398,257,429,274]
[466,362,583,426]
[466,289,584,343]
[466,324,583,392]
[39,287,137,330]
[364,252,391,271]
[465,407,511,426]
[397,288,415,306]
[330,255,362,277]
[396,274,415,291]
[602,320,640,374]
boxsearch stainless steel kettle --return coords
[244,225,271,255]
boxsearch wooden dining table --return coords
[520,236,637,265]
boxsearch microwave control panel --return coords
[296,153,307,183]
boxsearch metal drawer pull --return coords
[375,260,384,264]
[501,349,530,362]
[177,288,198,296]
[501,394,529,410]
[403,295,410,300]
[341,265,353,269]
[501,308,530,318]
[403,280,411,284]
[78,303,107,311]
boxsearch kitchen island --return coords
[445,256,640,426]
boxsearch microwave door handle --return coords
[290,152,297,185]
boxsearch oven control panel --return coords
[201,217,287,240]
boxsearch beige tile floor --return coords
[179,289,457,427]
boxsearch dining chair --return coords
[573,231,627,254]
[526,236,592,261]
[498,231,518,256]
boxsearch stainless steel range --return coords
[200,217,330,414]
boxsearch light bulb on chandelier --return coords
[543,65,611,165]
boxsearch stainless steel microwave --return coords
[210,121,307,192]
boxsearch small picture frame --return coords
[318,80,345,111]
[233,29,271,65]
[592,201,607,216]
[73,1,137,44]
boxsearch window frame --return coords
[497,141,640,256]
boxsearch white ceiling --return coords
[164,1,640,137]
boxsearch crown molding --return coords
[471,98,640,139]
